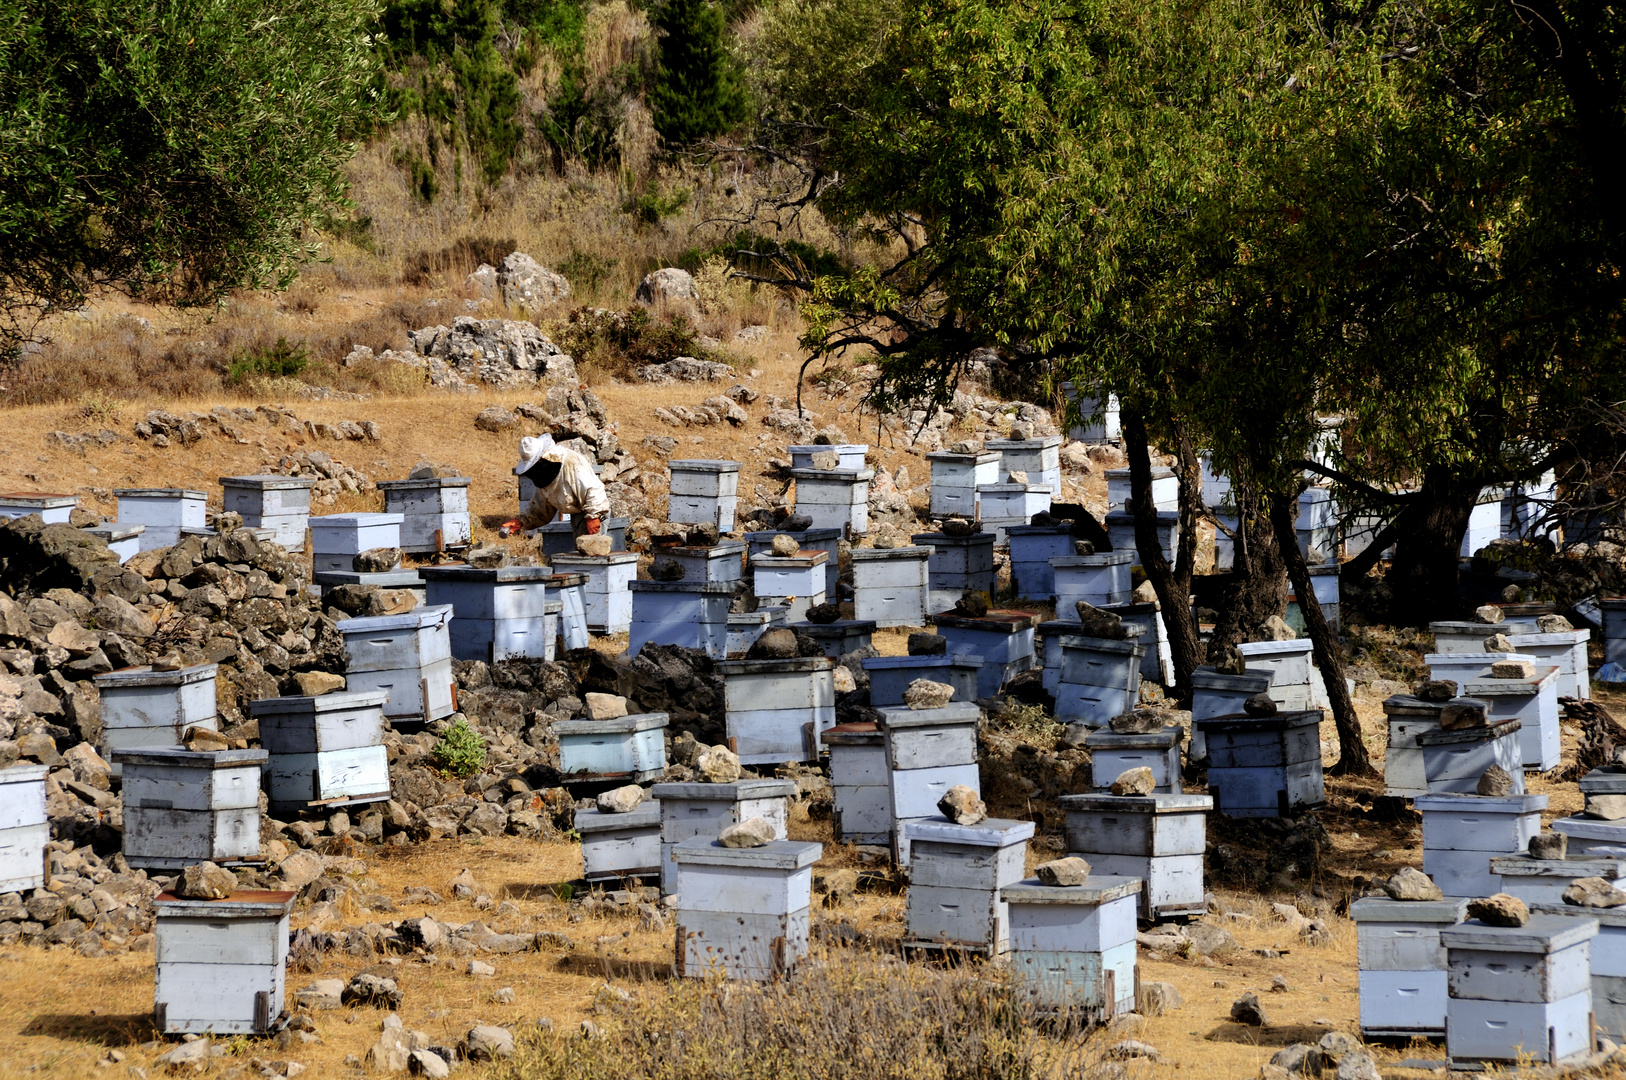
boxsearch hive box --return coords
[1462,668,1561,772]
[1415,793,1546,897]
[1425,651,1541,687]
[84,523,145,563]
[421,565,557,661]
[556,712,668,783]
[1050,551,1133,612]
[114,488,208,550]
[930,610,1040,699]
[903,817,1035,955]
[1350,896,1468,1038]
[1105,467,1177,513]
[0,493,76,524]
[1285,565,1341,635]
[1212,508,1240,571]
[1052,634,1144,727]
[985,436,1062,497]
[1196,710,1325,817]
[792,468,873,536]
[1488,854,1626,905]
[307,513,404,573]
[726,606,787,657]
[0,763,47,892]
[751,550,829,623]
[1441,916,1595,1065]
[1506,629,1591,700]
[550,552,639,634]
[745,528,841,598]
[1189,669,1273,764]
[976,482,1051,542]
[823,723,890,845]
[1199,453,1232,509]
[575,800,661,882]
[1235,639,1317,711]
[673,838,821,980]
[1415,718,1525,796]
[1429,621,1509,654]
[1085,727,1183,794]
[1061,383,1120,443]
[219,475,314,549]
[1532,900,1626,1044]
[94,663,220,778]
[628,581,733,658]
[862,655,982,708]
[250,691,391,814]
[537,517,629,556]
[718,658,836,765]
[1061,793,1211,920]
[1551,815,1626,857]
[154,890,295,1035]
[881,703,983,865]
[1104,509,1178,567]
[1297,486,1338,563]
[548,572,591,652]
[1103,600,1175,686]
[115,749,267,870]
[667,460,742,532]
[849,547,929,627]
[312,569,427,605]
[1005,525,1075,601]
[911,531,997,614]
[1003,876,1141,1015]
[376,475,471,552]
[335,604,456,726]
[651,779,795,896]
[1383,693,1451,798]
[791,618,873,659]
[1604,598,1626,667]
[789,444,869,471]
[655,542,747,585]
[926,450,1000,518]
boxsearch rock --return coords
[596,785,645,814]
[466,544,510,569]
[749,628,798,660]
[367,1013,411,1072]
[907,633,947,656]
[155,1040,212,1069]
[1271,974,1291,993]
[1104,1041,1160,1061]
[1484,633,1514,653]
[832,666,856,693]
[1262,615,1297,640]
[1137,981,1183,1016]
[61,742,111,789]
[1474,604,1504,624]
[295,979,345,1010]
[1268,1044,1321,1076]
[1036,857,1091,886]
[1110,767,1156,796]
[409,1049,451,1078]
[475,405,519,432]
[810,450,840,470]
[1490,659,1536,679]
[805,602,842,624]
[1564,877,1626,908]
[295,671,346,697]
[635,268,699,308]
[1242,693,1278,717]
[1074,602,1126,639]
[355,547,402,573]
[276,849,326,890]
[1317,1031,1359,1061]
[1538,614,1574,633]
[498,252,570,309]
[1230,991,1268,1026]
[687,523,720,547]
[464,1023,515,1061]
[770,533,801,557]
[904,679,955,710]
[1467,893,1529,927]
[1334,1052,1381,1080]
[779,512,813,531]
[177,861,238,900]
[16,732,61,766]
[1589,794,1626,820]
[343,972,404,1008]
[575,534,613,557]
[1132,580,1157,603]
[953,592,989,618]
[937,784,987,825]
[1441,701,1488,730]
[1109,709,1165,735]
[1384,867,1444,902]
[584,693,628,721]
[719,816,777,848]
[696,744,741,784]
[1529,832,1567,860]
[650,557,686,581]
[1477,764,1515,796]
[448,868,482,899]
[1187,922,1237,956]
[183,725,229,752]
[467,960,496,977]
[1415,679,1457,702]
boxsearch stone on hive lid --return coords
[696,744,741,784]
[1474,604,1504,624]
[597,784,645,814]
[1478,764,1515,796]
[651,557,686,581]
[688,523,720,546]
[1385,867,1444,901]
[1467,892,1529,927]
[1588,794,1626,820]
[749,628,798,660]
[1111,766,1155,796]
[908,633,947,656]
[937,784,986,825]
[1242,693,1277,717]
[584,693,628,721]
[1538,614,1574,633]
[177,861,238,900]
[1261,615,1296,640]
[905,679,955,710]
[1074,602,1126,639]
[1035,856,1091,886]
[1490,659,1536,679]
[576,534,613,556]
[718,816,776,848]
[1564,877,1626,908]
[1441,701,1489,730]
[953,592,989,618]
[466,544,510,569]
[1109,709,1165,735]
[1416,679,1457,702]
[1528,833,1566,860]
[770,533,801,556]
[779,512,812,531]
[1484,633,1514,652]
[806,602,842,624]
[940,518,980,537]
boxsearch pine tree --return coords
[649,0,749,146]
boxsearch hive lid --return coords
[0,493,77,506]
[1055,633,1146,655]
[717,657,833,676]
[664,541,748,558]
[1440,914,1598,952]
[668,459,743,472]
[1508,629,1590,645]
[1427,621,1504,636]
[1414,715,1518,746]
[1579,768,1626,795]
[789,467,875,482]
[554,712,670,736]
[0,762,49,784]
[849,546,930,560]
[1349,896,1470,924]
[792,619,876,634]
[84,523,146,542]
[573,801,662,832]
[985,436,1064,450]
[1235,639,1315,658]
[877,702,982,729]
[1413,792,1549,814]
[1193,710,1323,732]
[1050,551,1135,567]
[1001,875,1142,906]
[94,662,218,688]
[929,610,1042,632]
[628,580,736,594]
[749,551,832,567]
[111,747,268,768]
[308,512,406,528]
[155,890,297,916]
[1551,815,1626,841]
[1529,900,1626,928]
[1083,726,1183,750]
[924,450,1001,464]
[376,476,471,489]
[650,779,796,801]
[1422,652,1537,666]
[550,553,640,566]
[745,528,842,542]
[822,722,882,746]
[1381,694,1452,718]
[1489,854,1626,879]
[1057,792,1213,814]
[334,604,453,636]
[670,838,822,869]
[1004,524,1076,537]
[218,474,317,489]
[313,570,425,589]
[113,488,208,499]
[1190,669,1273,692]
[861,655,983,671]
[1104,508,1178,524]
[247,690,390,716]
[728,607,789,627]
[545,573,591,588]
[418,565,555,582]
[902,816,1035,847]
[909,531,996,545]
[1462,668,1560,695]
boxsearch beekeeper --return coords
[499,434,612,539]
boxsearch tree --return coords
[649,0,749,146]
[0,0,382,358]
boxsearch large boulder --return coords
[407,316,576,388]
[635,268,699,308]
[0,517,121,597]
[498,252,570,310]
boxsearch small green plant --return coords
[76,391,122,423]
[556,305,715,379]
[558,246,616,294]
[622,179,690,226]
[226,337,310,385]
[998,697,1063,743]
[551,881,575,902]
[430,716,486,777]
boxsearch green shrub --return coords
[622,180,691,226]
[227,338,310,385]
[558,247,617,294]
[431,716,487,777]
[556,306,713,378]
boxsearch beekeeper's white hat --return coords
[513,434,556,475]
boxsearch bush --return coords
[227,338,310,385]
[556,305,708,378]
[431,716,487,777]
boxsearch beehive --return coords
[334,604,456,727]
[849,547,930,627]
[673,839,821,980]
[249,691,391,814]
[718,658,836,765]
[550,553,639,634]
[1415,792,1546,896]
[555,712,669,783]
[1349,896,1467,1038]
[94,663,220,779]
[1441,915,1595,1065]
[115,748,267,870]
[1061,793,1210,919]
[903,817,1035,955]
[1003,876,1141,1015]
[154,890,294,1035]
[1195,710,1325,817]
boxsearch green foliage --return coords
[557,305,711,377]
[0,0,383,357]
[431,716,487,777]
[537,63,634,170]
[558,247,617,293]
[622,179,691,225]
[227,339,311,385]
[504,0,587,57]
[650,0,749,146]
[683,230,849,282]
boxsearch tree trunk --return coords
[1385,463,1482,626]
[1206,489,1289,659]
[1121,406,1202,700]
[1269,490,1374,777]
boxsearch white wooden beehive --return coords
[1489,854,1626,905]
[1105,600,1176,685]
[849,547,929,627]
[1060,383,1119,442]
[1052,634,1144,727]
[1506,630,1591,700]
[376,475,471,552]
[1425,650,1540,687]
[880,700,983,867]
[1462,668,1561,772]
[1084,727,1183,794]
[822,723,891,846]
[422,564,558,661]
[668,460,742,531]
[791,617,873,659]
[1050,551,1134,612]
[931,610,1040,699]
[550,553,639,634]
[788,444,869,471]
[218,475,314,549]
[719,658,836,765]
[1383,693,1448,798]
[555,712,669,782]
[1195,710,1324,817]
[548,572,592,651]
[113,488,208,550]
[862,655,982,707]
[628,581,732,658]
[1441,915,1596,1065]
[925,450,1000,518]
[655,542,747,585]
[975,483,1052,542]
[1105,467,1177,513]
[0,493,76,524]
[249,691,391,813]
[1429,621,1506,654]
[1060,792,1211,919]
[94,662,220,779]
[0,763,48,893]
[335,604,456,725]
[1189,667,1273,763]
[1531,900,1626,1045]
[115,748,267,870]
[651,779,795,896]
[903,817,1035,955]
[1104,509,1178,567]
[1005,525,1074,602]
[1414,717,1526,796]
[745,528,842,597]
[985,436,1062,496]
[1349,896,1467,1038]
[672,838,822,980]
[307,512,404,572]
[1234,639,1316,710]
[154,889,294,1035]
[910,530,996,614]
[575,800,662,882]
[750,552,829,622]
[1415,792,1546,896]
[1002,876,1141,1015]
[1550,814,1626,857]
[791,468,874,536]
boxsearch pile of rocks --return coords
[131,405,382,448]
[636,357,736,384]
[349,316,578,391]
